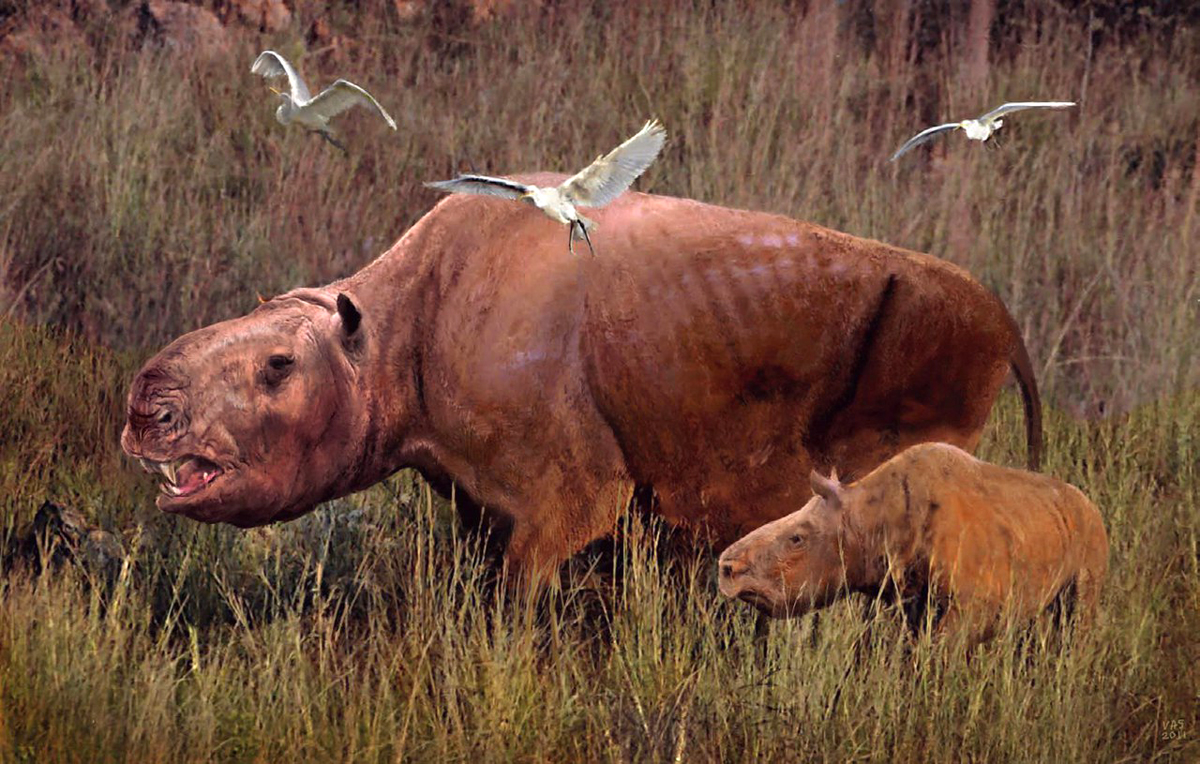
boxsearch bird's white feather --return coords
[560,119,667,208]
[889,122,962,162]
[424,175,532,200]
[980,101,1076,121]
[307,80,397,129]
[251,50,311,103]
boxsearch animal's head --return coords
[718,470,851,618]
[268,86,291,121]
[120,290,370,527]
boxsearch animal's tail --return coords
[1007,318,1043,471]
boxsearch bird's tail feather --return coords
[573,214,597,237]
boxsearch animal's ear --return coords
[336,293,361,336]
[810,469,843,509]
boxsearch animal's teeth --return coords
[161,461,177,485]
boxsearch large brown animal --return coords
[121,176,1041,587]
[718,443,1108,644]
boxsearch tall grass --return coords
[1,379,1197,762]
[1,1,1198,761]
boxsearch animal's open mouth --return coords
[139,455,224,498]
[737,590,776,612]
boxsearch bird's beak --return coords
[269,86,282,96]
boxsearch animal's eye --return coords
[789,534,806,548]
[263,354,294,386]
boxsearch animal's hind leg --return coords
[1068,567,1103,641]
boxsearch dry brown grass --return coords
[2,1,1195,405]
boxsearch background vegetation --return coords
[0,0,1197,761]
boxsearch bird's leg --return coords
[580,221,596,257]
[313,130,349,156]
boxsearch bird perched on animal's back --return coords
[890,101,1075,162]
[424,119,668,255]
[251,50,396,153]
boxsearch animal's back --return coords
[895,444,1108,625]
[572,193,1025,544]
[379,186,1038,578]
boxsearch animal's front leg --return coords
[931,602,993,655]
[501,479,634,595]
[502,516,580,594]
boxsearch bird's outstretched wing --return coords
[979,101,1076,121]
[560,119,667,208]
[424,175,532,200]
[305,80,397,129]
[251,50,310,103]
[889,122,963,162]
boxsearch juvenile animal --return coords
[121,182,1042,589]
[718,443,1108,644]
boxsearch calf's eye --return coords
[789,534,806,548]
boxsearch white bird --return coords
[251,50,396,154]
[890,101,1075,162]
[424,119,668,255]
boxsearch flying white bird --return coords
[251,50,396,153]
[424,119,668,255]
[890,101,1075,162]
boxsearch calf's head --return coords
[120,290,368,526]
[718,471,851,618]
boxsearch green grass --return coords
[0,380,1197,762]
[1,1,1198,761]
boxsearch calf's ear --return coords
[336,293,362,336]
[810,469,843,509]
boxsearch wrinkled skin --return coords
[121,290,370,525]
[716,487,848,620]
[123,176,1042,588]
[718,443,1109,644]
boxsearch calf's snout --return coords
[717,549,753,597]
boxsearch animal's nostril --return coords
[720,563,735,580]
